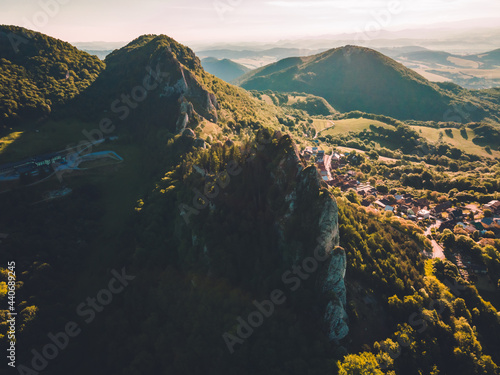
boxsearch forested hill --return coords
[73,33,283,134]
[0,25,104,127]
[236,45,500,122]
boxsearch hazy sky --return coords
[0,0,499,44]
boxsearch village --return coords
[303,145,500,279]
[303,145,500,282]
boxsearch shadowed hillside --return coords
[201,57,250,82]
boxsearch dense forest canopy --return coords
[0,25,105,127]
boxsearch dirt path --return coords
[335,146,399,163]
[314,121,335,139]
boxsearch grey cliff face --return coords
[317,195,348,341]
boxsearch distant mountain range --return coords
[195,23,500,54]
[81,49,113,60]
[72,42,127,60]
[200,57,250,82]
[197,47,325,61]
[382,47,500,89]
[382,47,500,70]
[197,48,328,70]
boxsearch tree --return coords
[367,150,379,160]
[453,299,472,322]
[478,355,498,375]
[386,195,397,204]
[449,147,462,159]
[484,231,496,239]
[346,189,360,205]
[449,162,459,172]
[441,229,456,249]
[376,184,389,194]
[338,352,384,375]
[360,163,371,173]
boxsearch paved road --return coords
[425,221,446,259]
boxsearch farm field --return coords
[321,118,394,136]
[411,126,500,158]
